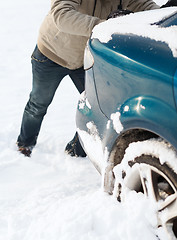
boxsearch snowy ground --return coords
[0,0,171,240]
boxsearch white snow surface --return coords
[0,0,176,240]
[110,112,124,134]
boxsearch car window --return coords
[153,12,177,27]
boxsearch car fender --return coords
[118,95,177,150]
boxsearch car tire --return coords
[114,139,177,239]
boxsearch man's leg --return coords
[69,66,85,94]
[65,67,87,157]
[17,46,68,155]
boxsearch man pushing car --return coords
[17,0,177,157]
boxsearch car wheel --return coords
[114,140,177,239]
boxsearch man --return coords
[17,0,175,157]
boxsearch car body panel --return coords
[91,36,177,118]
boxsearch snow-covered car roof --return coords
[92,7,177,58]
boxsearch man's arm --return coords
[127,0,160,12]
[50,0,103,37]
[161,0,177,7]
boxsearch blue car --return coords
[76,8,177,238]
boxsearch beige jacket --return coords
[37,0,159,70]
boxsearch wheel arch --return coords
[109,129,158,167]
[119,95,177,150]
[103,128,159,194]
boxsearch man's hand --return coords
[107,9,133,20]
[161,0,177,8]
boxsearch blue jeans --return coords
[17,46,85,147]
